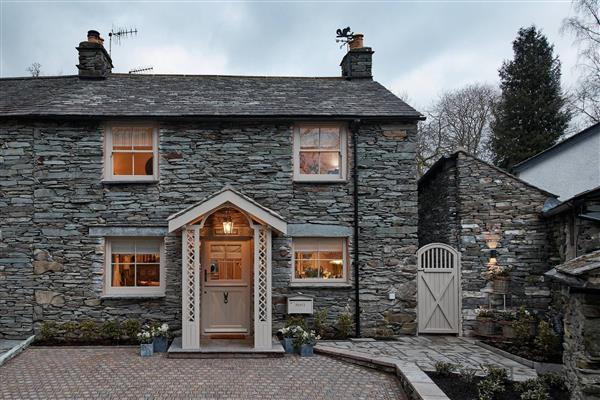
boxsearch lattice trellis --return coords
[186,228,196,322]
[257,228,268,322]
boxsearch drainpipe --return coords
[350,119,361,338]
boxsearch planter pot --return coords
[282,338,294,353]
[499,321,516,339]
[153,336,169,353]
[476,318,497,336]
[492,277,510,294]
[299,344,314,357]
[140,343,153,357]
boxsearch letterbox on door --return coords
[287,294,314,315]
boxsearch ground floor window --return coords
[292,237,347,283]
[104,237,165,297]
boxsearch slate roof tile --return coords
[0,74,422,119]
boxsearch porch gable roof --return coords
[167,187,287,234]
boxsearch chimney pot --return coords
[340,34,373,80]
[77,30,113,79]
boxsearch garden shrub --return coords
[285,315,307,330]
[121,319,141,339]
[38,321,57,341]
[517,379,550,400]
[458,366,478,384]
[80,320,99,340]
[538,373,567,392]
[313,307,328,338]
[478,364,509,400]
[335,312,353,339]
[434,361,457,376]
[100,320,121,340]
[533,321,561,357]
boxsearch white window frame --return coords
[103,123,159,182]
[103,237,166,297]
[293,123,348,182]
[291,237,348,284]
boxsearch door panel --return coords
[201,241,250,334]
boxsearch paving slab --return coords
[317,335,538,382]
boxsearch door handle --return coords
[223,291,229,304]
[204,269,207,282]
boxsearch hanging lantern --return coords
[222,210,234,234]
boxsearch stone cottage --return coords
[0,30,424,349]
[418,150,558,335]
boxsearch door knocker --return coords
[223,291,229,304]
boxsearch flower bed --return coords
[427,362,569,400]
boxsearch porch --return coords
[167,187,287,353]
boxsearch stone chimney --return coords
[340,34,373,80]
[76,30,113,79]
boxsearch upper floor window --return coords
[293,123,347,182]
[104,237,165,297]
[104,125,158,182]
[292,237,347,283]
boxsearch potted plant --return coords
[483,265,512,294]
[496,310,517,339]
[515,306,537,337]
[293,328,319,357]
[137,325,154,357]
[152,322,171,353]
[475,307,497,337]
[277,326,300,353]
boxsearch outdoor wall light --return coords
[483,230,500,267]
[222,210,234,235]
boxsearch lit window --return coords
[105,238,165,297]
[105,125,158,181]
[292,238,347,283]
[293,124,347,181]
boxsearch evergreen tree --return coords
[491,26,570,171]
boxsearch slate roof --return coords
[0,74,423,119]
[545,249,600,289]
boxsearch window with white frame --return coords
[293,124,347,181]
[292,238,347,282]
[104,125,158,181]
[104,238,165,296]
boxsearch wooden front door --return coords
[201,240,251,335]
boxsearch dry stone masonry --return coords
[0,120,418,338]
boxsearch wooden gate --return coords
[417,243,460,334]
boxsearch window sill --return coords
[101,179,159,185]
[289,282,352,288]
[101,294,166,300]
[293,178,348,184]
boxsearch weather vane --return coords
[335,27,354,49]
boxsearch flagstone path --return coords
[317,335,538,382]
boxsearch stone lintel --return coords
[287,224,352,237]
[88,226,168,237]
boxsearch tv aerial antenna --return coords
[335,27,354,49]
[108,26,138,56]
[129,66,154,74]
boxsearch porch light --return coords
[222,211,234,235]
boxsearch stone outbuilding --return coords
[546,250,600,400]
[418,151,558,335]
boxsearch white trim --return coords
[293,122,348,182]
[168,189,287,234]
[103,123,159,182]
[103,237,165,297]
[291,237,348,284]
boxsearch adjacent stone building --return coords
[0,30,423,346]
[418,151,557,335]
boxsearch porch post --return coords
[181,226,201,349]
[253,225,272,349]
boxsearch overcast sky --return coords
[0,1,583,110]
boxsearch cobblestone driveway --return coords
[0,347,405,400]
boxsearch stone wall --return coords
[0,119,418,338]
[562,287,600,400]
[418,156,459,248]
[0,124,35,339]
[418,151,556,335]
